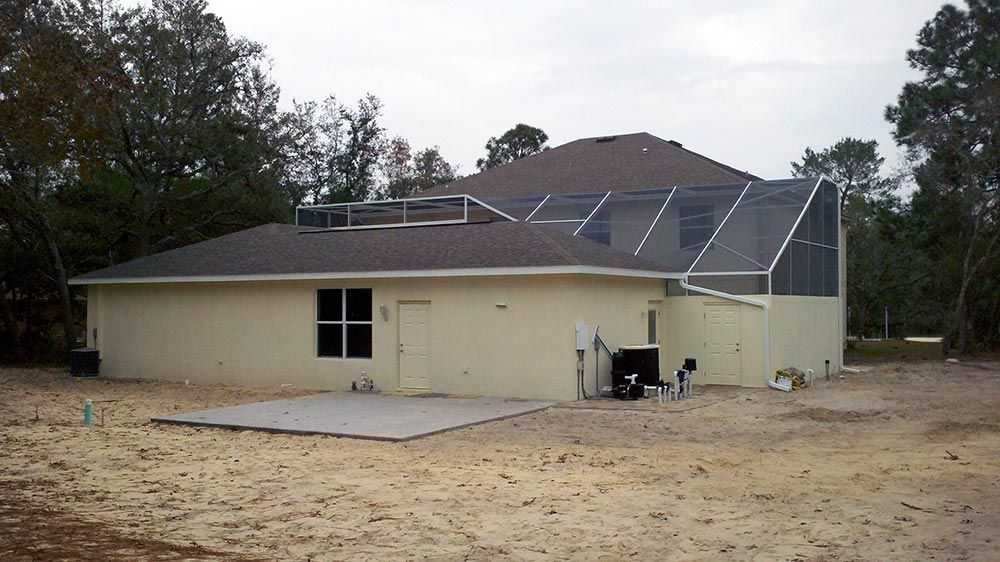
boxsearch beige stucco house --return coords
[71,133,844,401]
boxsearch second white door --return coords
[704,303,741,385]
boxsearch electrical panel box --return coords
[575,323,590,351]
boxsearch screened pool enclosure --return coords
[296,178,840,297]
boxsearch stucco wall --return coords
[85,274,663,401]
[659,294,840,388]
[660,295,767,387]
[769,295,841,381]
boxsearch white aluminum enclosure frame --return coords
[685,181,753,275]
[634,186,676,255]
[573,191,613,235]
[296,178,838,298]
[296,194,518,230]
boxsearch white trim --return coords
[298,193,470,210]
[523,194,550,222]
[529,219,586,224]
[687,181,753,274]
[573,191,612,236]
[465,195,519,222]
[687,271,768,277]
[70,266,685,286]
[788,238,838,250]
[297,194,519,229]
[767,178,823,272]
[310,218,469,231]
[712,241,770,271]
[634,186,676,255]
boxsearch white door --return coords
[398,302,431,389]
[704,304,741,385]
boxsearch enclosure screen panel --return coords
[688,274,769,295]
[636,184,745,272]
[690,179,817,273]
[528,193,606,223]
[576,188,674,252]
[769,180,839,296]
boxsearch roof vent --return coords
[667,140,683,148]
[595,136,617,143]
[642,147,649,154]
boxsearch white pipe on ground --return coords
[679,277,771,388]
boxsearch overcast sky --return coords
[202,0,944,182]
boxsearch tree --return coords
[790,139,921,339]
[476,123,548,171]
[885,0,999,353]
[791,138,893,210]
[381,138,458,200]
[283,95,387,205]
[92,0,289,257]
[0,0,117,354]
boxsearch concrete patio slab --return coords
[151,392,556,441]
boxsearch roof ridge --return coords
[650,136,760,181]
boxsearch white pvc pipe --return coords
[679,277,771,387]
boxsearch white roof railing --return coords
[296,194,518,229]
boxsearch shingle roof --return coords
[417,132,761,199]
[70,221,675,284]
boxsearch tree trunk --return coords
[954,291,970,354]
[0,283,25,363]
[42,231,77,353]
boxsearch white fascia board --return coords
[69,266,685,286]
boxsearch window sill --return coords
[315,356,373,361]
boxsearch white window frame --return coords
[316,288,373,359]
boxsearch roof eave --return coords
[69,265,682,286]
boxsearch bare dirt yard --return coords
[1,359,997,561]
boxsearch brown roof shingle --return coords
[71,221,674,283]
[417,132,760,199]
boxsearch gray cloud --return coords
[202,0,942,182]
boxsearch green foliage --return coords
[382,137,458,200]
[0,0,463,361]
[476,123,548,171]
[791,138,893,208]
[283,95,388,205]
[885,0,999,352]
[844,339,944,362]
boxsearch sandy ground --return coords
[0,360,997,561]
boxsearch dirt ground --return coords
[1,360,997,561]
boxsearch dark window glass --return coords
[346,289,372,322]
[647,309,657,344]
[580,209,611,245]
[679,205,714,250]
[317,289,342,321]
[317,324,343,357]
[346,324,373,358]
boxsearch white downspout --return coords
[679,276,771,387]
